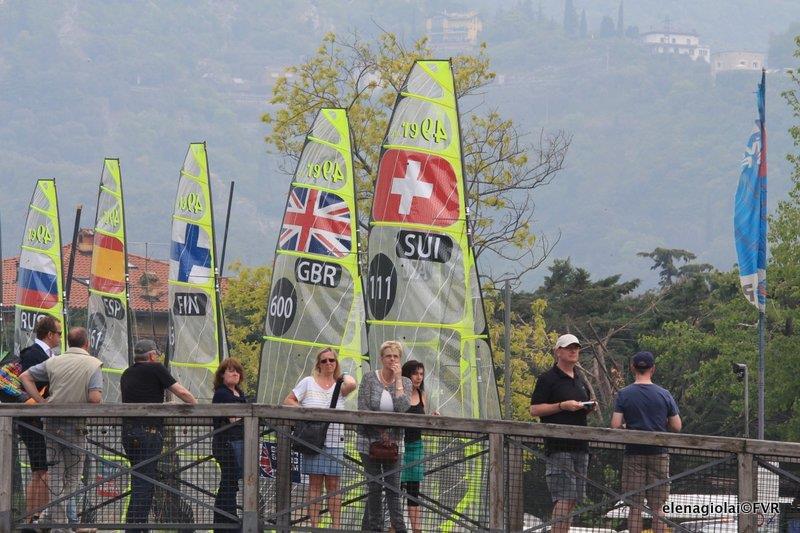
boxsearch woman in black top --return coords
[400,360,431,533]
[211,358,247,532]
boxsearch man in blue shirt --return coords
[611,351,681,533]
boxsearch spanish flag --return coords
[90,233,125,293]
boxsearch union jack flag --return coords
[279,186,351,257]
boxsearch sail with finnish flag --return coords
[257,108,367,404]
[167,142,227,401]
[87,159,132,402]
[14,179,66,355]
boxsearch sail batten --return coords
[167,142,226,402]
[14,179,65,355]
[257,108,367,404]
[87,159,132,402]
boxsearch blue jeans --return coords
[122,425,164,533]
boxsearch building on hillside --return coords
[426,10,483,53]
[641,30,710,63]
[0,228,228,354]
[711,51,765,76]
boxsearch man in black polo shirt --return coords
[120,339,196,532]
[530,334,595,533]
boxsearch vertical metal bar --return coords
[738,452,756,533]
[503,280,512,420]
[488,433,505,531]
[744,365,750,439]
[219,181,235,278]
[241,415,259,533]
[276,424,292,532]
[758,311,765,440]
[0,211,5,358]
[64,205,83,309]
[0,416,13,533]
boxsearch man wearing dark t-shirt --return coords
[530,334,595,533]
[611,351,681,533]
[121,339,196,532]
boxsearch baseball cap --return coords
[133,339,159,356]
[632,351,655,369]
[554,334,581,349]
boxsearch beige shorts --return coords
[621,453,670,508]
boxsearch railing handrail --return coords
[1,403,798,457]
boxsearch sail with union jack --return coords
[257,108,367,405]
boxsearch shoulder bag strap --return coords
[329,377,344,408]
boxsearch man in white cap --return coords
[530,334,595,533]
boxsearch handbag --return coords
[368,431,399,463]
[292,377,343,455]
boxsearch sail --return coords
[257,108,367,404]
[14,179,65,355]
[88,159,131,402]
[366,60,500,420]
[168,143,226,401]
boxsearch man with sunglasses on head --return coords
[18,315,62,530]
[120,339,196,533]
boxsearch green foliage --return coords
[222,261,271,392]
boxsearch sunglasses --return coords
[319,358,337,364]
[52,330,63,335]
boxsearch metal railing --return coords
[2,404,800,532]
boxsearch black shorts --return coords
[18,418,48,472]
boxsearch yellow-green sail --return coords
[87,159,132,402]
[366,60,499,530]
[257,108,367,404]
[366,59,500,420]
[167,143,227,402]
[14,179,66,354]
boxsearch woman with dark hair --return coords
[212,358,247,532]
[401,360,431,533]
[284,348,357,528]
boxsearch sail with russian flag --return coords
[14,179,65,355]
[87,158,132,402]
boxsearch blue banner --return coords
[734,70,767,311]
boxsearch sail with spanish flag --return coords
[167,142,227,402]
[257,108,367,404]
[87,158,132,402]
[14,179,66,355]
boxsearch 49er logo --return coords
[177,192,203,214]
[28,224,53,245]
[100,206,121,229]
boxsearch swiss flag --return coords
[373,149,460,227]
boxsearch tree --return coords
[598,16,616,39]
[637,247,709,288]
[579,9,588,39]
[616,1,624,38]
[262,32,571,284]
[563,0,578,37]
[222,261,272,392]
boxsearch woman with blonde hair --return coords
[357,340,413,532]
[284,348,357,528]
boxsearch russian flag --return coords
[17,250,59,309]
[90,233,125,293]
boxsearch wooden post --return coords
[738,452,756,533]
[488,433,505,531]
[241,416,259,533]
[275,423,292,532]
[0,416,13,533]
[507,442,524,532]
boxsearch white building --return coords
[641,30,710,63]
[712,51,765,76]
